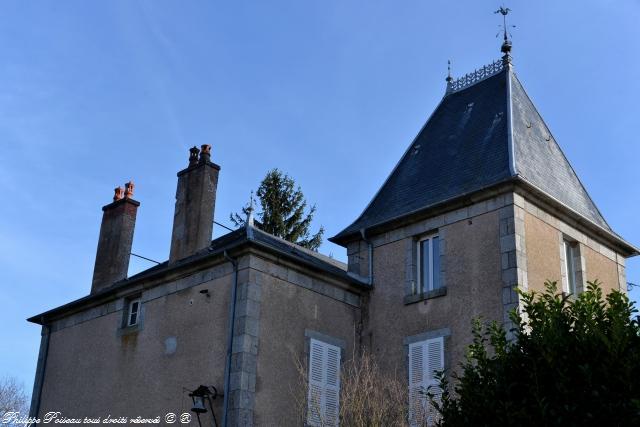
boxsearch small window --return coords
[563,240,577,295]
[307,338,341,427]
[408,337,444,426]
[127,298,141,327]
[417,235,441,294]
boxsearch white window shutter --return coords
[408,337,444,427]
[426,337,444,425]
[408,342,427,426]
[325,346,341,426]
[307,338,341,427]
[308,340,325,426]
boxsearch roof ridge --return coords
[251,226,347,270]
[446,59,505,95]
[509,72,612,230]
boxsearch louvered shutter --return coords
[408,337,444,427]
[307,338,341,426]
[408,341,427,426]
[425,337,444,425]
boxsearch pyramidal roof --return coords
[331,59,636,254]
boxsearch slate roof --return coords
[331,65,622,247]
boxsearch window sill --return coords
[118,323,142,336]
[404,287,447,305]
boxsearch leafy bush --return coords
[435,281,640,426]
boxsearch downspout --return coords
[222,250,238,427]
[29,323,50,419]
[360,229,373,286]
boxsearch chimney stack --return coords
[169,145,220,264]
[92,181,139,293]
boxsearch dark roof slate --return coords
[509,73,609,229]
[331,66,613,243]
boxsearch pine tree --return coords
[230,169,324,251]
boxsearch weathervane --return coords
[495,6,515,63]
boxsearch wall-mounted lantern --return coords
[189,385,219,427]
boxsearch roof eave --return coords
[331,177,638,258]
[28,228,368,326]
[513,177,639,257]
[330,179,516,246]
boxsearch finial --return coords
[445,60,453,94]
[495,6,514,64]
[124,181,135,199]
[246,191,255,228]
[113,186,124,202]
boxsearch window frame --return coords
[126,298,141,327]
[563,239,578,295]
[416,233,440,294]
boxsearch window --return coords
[408,337,444,427]
[127,298,141,327]
[563,240,577,295]
[307,338,341,427]
[417,235,440,294]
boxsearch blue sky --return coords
[1,1,639,394]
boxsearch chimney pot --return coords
[124,181,135,199]
[188,146,200,167]
[113,186,124,202]
[199,144,211,164]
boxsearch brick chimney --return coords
[169,145,220,263]
[91,181,140,293]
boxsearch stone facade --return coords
[29,189,634,427]
[32,242,362,427]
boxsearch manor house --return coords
[28,40,637,427]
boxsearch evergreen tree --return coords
[431,280,640,426]
[231,169,324,251]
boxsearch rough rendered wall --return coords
[523,206,624,296]
[38,263,234,426]
[248,254,360,427]
[365,205,504,379]
[582,245,620,292]
[524,213,562,292]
